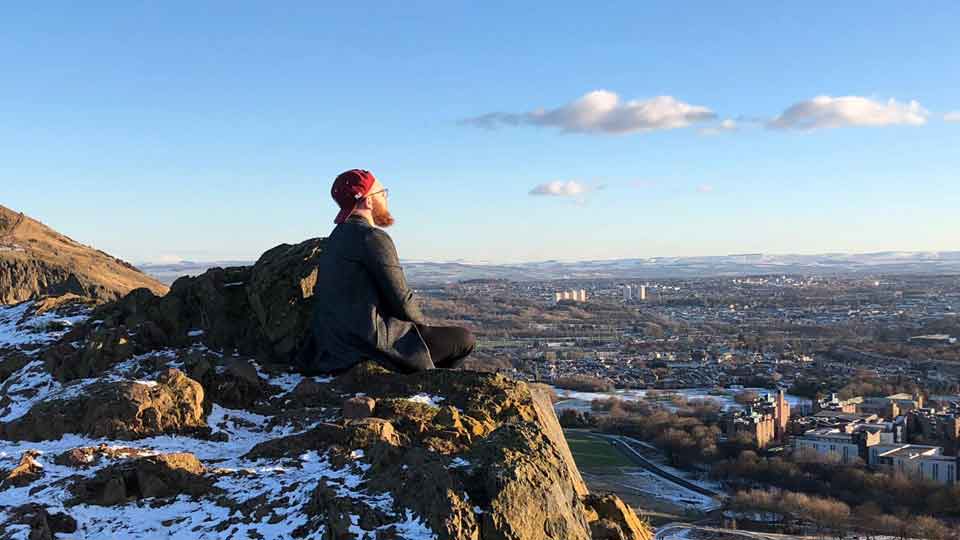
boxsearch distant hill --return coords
[139,260,253,285]
[0,204,168,304]
[398,251,960,283]
[141,250,960,286]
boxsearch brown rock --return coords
[584,494,653,540]
[343,396,376,419]
[45,324,136,381]
[468,422,593,540]
[54,444,154,468]
[1,450,44,489]
[530,385,588,497]
[363,446,480,540]
[4,504,76,540]
[245,419,400,461]
[69,452,214,506]
[282,377,342,409]
[0,368,206,441]
[72,238,326,364]
[190,356,273,410]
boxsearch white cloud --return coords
[696,184,714,193]
[768,96,928,131]
[464,90,715,134]
[698,118,738,136]
[945,111,960,123]
[529,180,588,197]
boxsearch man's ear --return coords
[354,196,373,210]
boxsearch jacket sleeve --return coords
[362,229,425,323]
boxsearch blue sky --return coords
[2,2,958,263]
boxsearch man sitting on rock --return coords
[305,169,476,374]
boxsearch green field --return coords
[566,434,633,468]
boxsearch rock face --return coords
[0,204,167,305]
[0,368,206,441]
[69,238,326,369]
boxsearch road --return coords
[655,522,814,540]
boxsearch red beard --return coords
[372,200,395,228]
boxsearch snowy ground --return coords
[618,468,718,512]
[0,301,438,539]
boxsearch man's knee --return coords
[458,327,476,356]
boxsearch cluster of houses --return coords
[730,391,960,485]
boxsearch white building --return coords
[869,444,956,484]
[623,285,633,302]
[792,428,862,464]
[639,285,646,301]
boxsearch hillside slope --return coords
[0,204,167,304]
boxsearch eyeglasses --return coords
[365,188,389,200]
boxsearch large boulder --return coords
[245,363,652,540]
[0,368,206,441]
[49,238,326,378]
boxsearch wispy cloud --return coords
[768,96,928,131]
[945,111,960,123]
[529,180,588,197]
[698,118,738,136]
[463,90,715,135]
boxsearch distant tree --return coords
[734,390,760,406]
[909,516,951,540]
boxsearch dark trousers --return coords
[416,324,476,369]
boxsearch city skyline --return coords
[2,3,958,264]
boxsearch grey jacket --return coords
[307,215,432,373]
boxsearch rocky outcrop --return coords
[1,450,44,489]
[54,445,155,468]
[0,204,167,305]
[0,233,654,539]
[236,362,652,540]
[68,452,214,506]
[39,238,325,382]
[3,504,77,540]
[0,368,206,441]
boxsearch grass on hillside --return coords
[566,435,633,468]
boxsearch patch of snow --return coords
[0,301,89,348]
[223,282,245,287]
[406,393,445,408]
[187,329,205,337]
[132,380,158,387]
[243,360,333,398]
[0,360,61,422]
[449,457,470,468]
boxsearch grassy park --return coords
[565,433,633,468]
